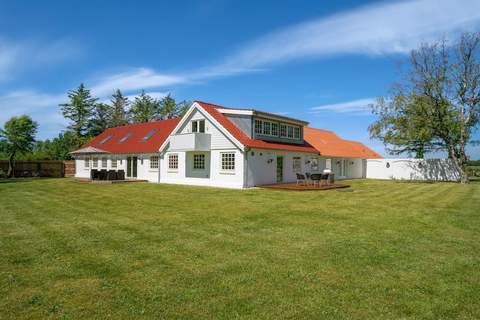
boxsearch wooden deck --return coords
[75,178,148,184]
[259,182,350,191]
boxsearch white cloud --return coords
[0,90,67,139]
[310,98,376,114]
[217,0,480,70]
[0,37,84,81]
[91,68,186,97]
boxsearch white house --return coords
[72,101,382,188]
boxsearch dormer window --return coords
[192,119,205,133]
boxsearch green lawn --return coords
[1,179,479,319]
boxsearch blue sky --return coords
[1,0,480,158]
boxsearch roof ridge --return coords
[104,118,181,131]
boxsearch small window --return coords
[100,134,112,144]
[150,156,159,169]
[191,120,205,133]
[221,152,235,171]
[119,132,132,143]
[280,124,287,137]
[101,157,107,168]
[263,121,271,135]
[168,154,178,170]
[293,157,301,173]
[84,158,90,168]
[111,158,117,168]
[293,127,301,139]
[271,123,279,136]
[311,158,319,171]
[142,129,158,141]
[287,126,294,139]
[92,158,98,168]
[193,154,205,170]
[254,119,262,134]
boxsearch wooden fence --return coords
[0,160,75,178]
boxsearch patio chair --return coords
[100,169,108,180]
[328,173,335,184]
[107,170,117,180]
[296,173,306,186]
[117,170,125,180]
[305,172,311,185]
[320,173,329,186]
[90,169,98,180]
[310,173,321,187]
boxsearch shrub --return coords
[0,169,7,179]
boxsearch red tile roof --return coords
[197,101,319,153]
[81,118,180,154]
[75,101,381,158]
[304,127,382,159]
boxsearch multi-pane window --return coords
[191,119,205,133]
[271,123,279,136]
[111,157,117,168]
[101,157,108,168]
[262,121,271,135]
[150,156,159,169]
[84,158,90,168]
[92,158,98,168]
[221,152,235,171]
[287,126,294,138]
[293,127,301,139]
[193,154,205,170]
[293,157,301,173]
[280,124,287,137]
[254,119,262,134]
[168,154,178,170]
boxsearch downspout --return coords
[243,147,250,188]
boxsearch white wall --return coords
[74,154,160,182]
[245,149,320,187]
[160,149,245,188]
[366,158,461,181]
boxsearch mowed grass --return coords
[0,179,479,319]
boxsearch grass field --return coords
[1,178,479,319]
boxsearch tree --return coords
[110,89,129,126]
[60,83,98,137]
[158,95,191,119]
[88,103,112,137]
[159,94,177,119]
[0,115,38,177]
[369,33,480,183]
[129,90,161,123]
[32,131,87,160]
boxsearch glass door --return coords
[276,156,283,183]
[126,156,138,178]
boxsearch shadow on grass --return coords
[0,177,53,184]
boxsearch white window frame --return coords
[84,157,90,168]
[254,119,262,134]
[191,119,205,133]
[293,157,301,173]
[150,156,159,169]
[193,154,205,170]
[310,157,319,171]
[280,124,287,137]
[92,157,98,168]
[101,157,108,168]
[293,126,301,139]
[111,157,117,168]
[271,123,279,136]
[168,154,178,170]
[221,152,236,172]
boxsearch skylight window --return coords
[142,129,158,141]
[99,134,113,144]
[119,132,132,143]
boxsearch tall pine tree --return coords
[59,84,98,137]
[110,89,129,126]
[88,103,112,137]
[129,90,161,123]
